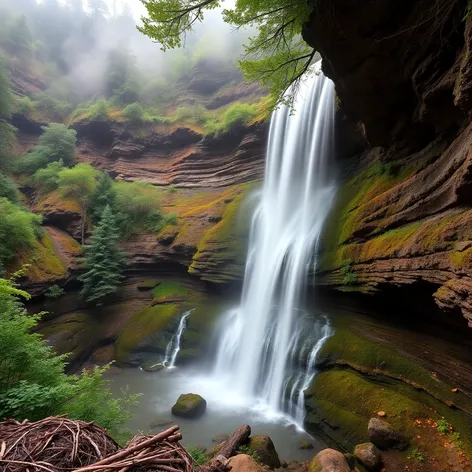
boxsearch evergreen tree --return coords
[78,205,126,305]
[90,172,118,223]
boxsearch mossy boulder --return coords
[353,443,381,470]
[171,393,207,418]
[309,449,351,472]
[367,418,408,451]
[247,435,280,468]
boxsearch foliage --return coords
[0,54,15,172]
[0,172,19,203]
[3,14,33,59]
[238,445,261,463]
[114,181,164,237]
[165,212,178,225]
[15,96,34,115]
[44,284,64,300]
[139,0,315,103]
[88,98,109,121]
[340,258,357,285]
[59,163,99,243]
[0,198,42,271]
[17,124,76,174]
[90,172,118,223]
[167,184,177,194]
[113,80,141,105]
[411,449,425,463]
[205,102,258,136]
[31,160,64,193]
[437,418,451,434]
[0,275,138,440]
[34,93,72,121]
[186,446,207,465]
[122,102,145,123]
[78,205,126,304]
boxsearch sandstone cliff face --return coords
[305,0,472,327]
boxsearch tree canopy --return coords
[139,0,315,102]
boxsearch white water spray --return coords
[164,309,193,369]
[212,68,335,422]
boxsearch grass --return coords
[186,446,207,465]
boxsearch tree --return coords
[78,205,126,304]
[0,274,138,439]
[90,172,118,223]
[139,0,315,103]
[5,14,33,59]
[31,160,64,195]
[0,54,15,172]
[58,164,98,244]
[122,102,145,122]
[17,124,76,174]
[0,172,19,203]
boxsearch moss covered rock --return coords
[353,443,381,470]
[309,449,351,472]
[247,435,280,468]
[171,393,207,418]
[140,359,166,372]
[367,418,408,451]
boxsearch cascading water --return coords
[213,67,335,422]
[164,309,193,368]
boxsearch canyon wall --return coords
[304,0,472,328]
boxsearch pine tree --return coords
[78,205,126,305]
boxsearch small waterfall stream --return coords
[164,309,193,368]
[212,68,335,423]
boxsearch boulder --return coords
[299,440,314,450]
[140,359,166,372]
[247,435,281,468]
[228,454,265,472]
[171,393,207,418]
[367,418,408,451]
[309,449,351,472]
[354,443,381,470]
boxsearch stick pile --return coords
[0,417,199,472]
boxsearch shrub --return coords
[44,284,64,300]
[167,184,177,194]
[0,198,42,271]
[122,102,145,123]
[15,96,34,115]
[205,102,258,136]
[31,160,64,193]
[16,124,76,174]
[88,99,109,121]
[340,259,357,285]
[174,105,209,125]
[113,80,140,105]
[34,93,72,121]
[0,275,139,442]
[238,445,261,463]
[165,212,178,225]
[436,418,451,434]
[0,172,19,203]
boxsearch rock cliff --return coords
[304,0,472,328]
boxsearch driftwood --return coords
[218,424,251,459]
[204,424,251,472]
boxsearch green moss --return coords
[115,304,179,362]
[188,182,255,282]
[450,247,472,269]
[9,232,68,283]
[152,281,192,300]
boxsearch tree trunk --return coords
[217,424,251,459]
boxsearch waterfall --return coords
[212,67,335,420]
[164,309,193,369]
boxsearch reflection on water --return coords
[105,367,326,461]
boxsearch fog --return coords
[0,0,253,104]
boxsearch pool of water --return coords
[105,366,326,461]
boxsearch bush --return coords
[15,96,34,115]
[34,93,72,121]
[165,212,178,225]
[340,259,357,285]
[88,99,109,121]
[174,105,209,125]
[0,198,42,270]
[0,172,19,203]
[16,124,76,174]
[113,80,140,105]
[31,160,64,193]
[167,184,177,194]
[206,102,258,136]
[0,276,139,442]
[44,284,64,300]
[122,102,145,123]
